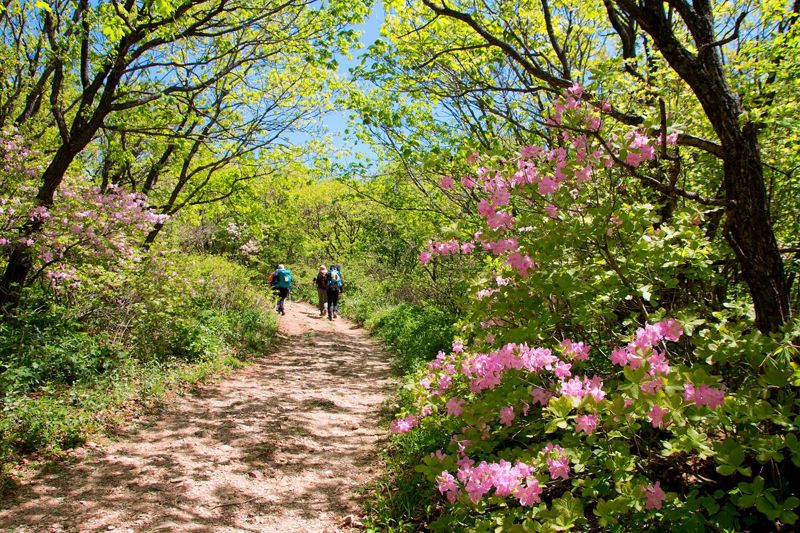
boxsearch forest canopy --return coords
[2,0,800,530]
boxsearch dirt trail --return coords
[0,302,393,532]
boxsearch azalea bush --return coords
[390,87,800,530]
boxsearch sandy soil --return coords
[0,302,393,532]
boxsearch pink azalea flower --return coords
[575,414,598,435]
[655,318,683,342]
[645,481,666,510]
[584,376,606,402]
[684,383,726,409]
[437,471,457,494]
[538,176,558,195]
[446,397,465,416]
[531,387,552,406]
[547,454,570,480]
[554,360,572,379]
[440,175,455,189]
[586,115,602,131]
[419,251,432,265]
[567,82,584,98]
[647,351,670,376]
[390,414,418,434]
[648,405,669,428]
[626,152,644,167]
[611,347,628,366]
[561,339,590,361]
[560,377,585,398]
[640,377,664,394]
[575,165,592,184]
[520,145,542,159]
[517,478,542,506]
[499,406,515,426]
[507,252,536,277]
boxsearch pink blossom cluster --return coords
[543,443,571,479]
[415,349,460,399]
[419,238,476,265]
[437,459,541,505]
[390,414,419,434]
[507,252,536,277]
[480,236,519,255]
[5,181,170,288]
[478,202,516,231]
[389,318,721,515]
[624,131,657,167]
[609,319,683,369]
[560,339,590,361]
[575,413,599,435]
[460,343,557,392]
[644,481,666,509]
[0,128,40,177]
[419,86,683,293]
[683,383,725,409]
[559,375,606,402]
[648,405,670,428]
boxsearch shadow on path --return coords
[0,302,393,532]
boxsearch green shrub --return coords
[370,304,457,373]
[0,307,115,396]
[0,253,278,468]
[365,422,450,532]
[226,308,277,352]
[1,395,90,454]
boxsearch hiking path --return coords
[0,301,393,532]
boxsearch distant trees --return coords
[0,0,369,313]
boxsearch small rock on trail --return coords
[0,302,393,532]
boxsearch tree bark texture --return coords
[615,0,790,333]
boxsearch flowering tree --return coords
[0,130,167,292]
[390,88,800,529]
[359,0,800,335]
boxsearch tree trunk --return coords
[0,143,79,314]
[618,1,791,333]
[722,124,790,333]
[144,222,165,246]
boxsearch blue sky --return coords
[296,1,385,168]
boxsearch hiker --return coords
[272,264,292,315]
[325,264,343,320]
[313,264,328,317]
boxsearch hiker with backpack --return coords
[313,265,328,317]
[325,264,343,320]
[272,264,292,315]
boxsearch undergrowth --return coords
[348,296,458,531]
[0,254,277,492]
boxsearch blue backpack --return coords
[275,269,292,289]
[326,268,342,291]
